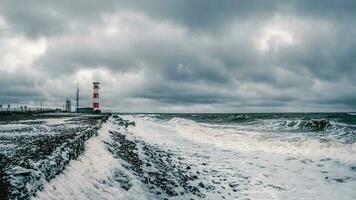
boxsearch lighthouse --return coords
[93,82,100,111]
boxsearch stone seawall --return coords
[1,115,109,199]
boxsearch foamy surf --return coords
[33,118,150,200]
[125,114,356,200]
[167,117,356,160]
[33,114,356,199]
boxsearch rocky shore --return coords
[107,116,215,199]
[0,113,109,199]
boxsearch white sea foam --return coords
[33,115,356,200]
[165,117,356,161]
[43,118,68,126]
[123,114,356,200]
[33,118,150,200]
[0,123,30,131]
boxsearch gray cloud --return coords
[0,0,356,112]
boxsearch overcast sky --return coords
[0,0,356,112]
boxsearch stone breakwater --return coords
[107,115,214,199]
[0,114,109,200]
[31,115,215,200]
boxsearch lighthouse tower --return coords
[93,82,100,111]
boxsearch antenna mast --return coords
[76,83,79,112]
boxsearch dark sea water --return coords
[34,113,356,200]
[147,112,356,144]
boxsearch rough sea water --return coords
[1,113,355,199]
[30,113,355,200]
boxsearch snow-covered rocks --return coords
[0,113,109,199]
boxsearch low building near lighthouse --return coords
[77,107,94,113]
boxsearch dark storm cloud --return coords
[1,0,276,38]
[291,0,356,19]
[0,0,356,112]
[0,70,40,104]
[0,0,118,38]
[116,0,281,31]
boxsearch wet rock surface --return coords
[0,113,109,200]
[106,116,215,199]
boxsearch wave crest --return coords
[168,117,355,160]
[286,119,331,131]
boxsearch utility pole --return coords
[35,92,38,108]
[76,82,79,112]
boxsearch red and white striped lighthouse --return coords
[93,82,100,111]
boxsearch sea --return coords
[34,113,356,200]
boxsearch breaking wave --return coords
[257,119,332,131]
[286,119,331,131]
[167,117,356,160]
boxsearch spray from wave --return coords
[34,114,356,200]
[166,117,356,160]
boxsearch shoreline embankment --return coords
[0,112,110,200]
